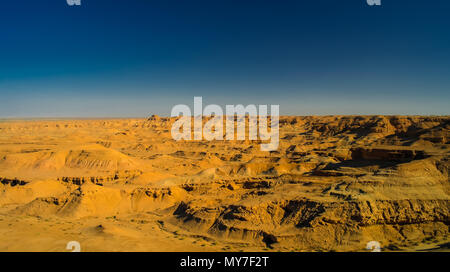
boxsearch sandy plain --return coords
[0,115,448,252]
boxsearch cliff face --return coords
[0,116,448,251]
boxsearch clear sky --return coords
[0,0,449,117]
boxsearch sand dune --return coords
[0,116,448,251]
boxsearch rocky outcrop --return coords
[350,147,428,161]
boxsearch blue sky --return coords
[0,0,449,117]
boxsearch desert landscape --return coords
[0,115,448,252]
